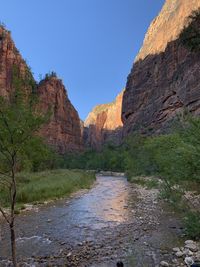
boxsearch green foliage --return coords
[0,64,52,216]
[184,211,200,240]
[125,134,157,177]
[125,115,200,239]
[61,143,127,172]
[126,116,200,185]
[0,91,47,171]
[19,137,57,172]
[0,169,95,206]
[180,8,200,52]
[44,71,57,80]
[0,22,7,30]
[128,176,159,189]
[11,64,37,93]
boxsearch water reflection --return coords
[0,175,130,260]
[84,176,129,223]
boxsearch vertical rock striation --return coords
[37,77,82,153]
[0,26,82,153]
[0,26,32,98]
[122,0,200,135]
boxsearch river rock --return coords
[176,251,184,257]
[185,240,195,245]
[173,247,181,252]
[184,256,194,266]
[195,252,200,261]
[183,249,193,256]
[160,261,169,267]
[185,243,198,252]
[172,259,178,264]
[67,252,72,257]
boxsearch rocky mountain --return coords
[122,0,200,135]
[0,26,31,98]
[37,77,82,153]
[84,90,124,149]
[0,26,82,153]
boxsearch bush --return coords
[125,115,200,239]
[60,143,127,172]
[184,211,200,240]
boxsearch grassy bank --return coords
[0,169,96,207]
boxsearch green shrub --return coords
[125,115,200,239]
[184,211,200,240]
[60,143,127,172]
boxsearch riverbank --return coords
[1,174,198,267]
[0,169,96,210]
[128,176,200,266]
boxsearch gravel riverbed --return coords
[0,175,198,267]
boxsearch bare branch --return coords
[0,206,10,224]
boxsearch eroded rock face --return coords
[0,26,82,153]
[122,0,200,135]
[38,77,82,153]
[0,26,32,98]
[84,90,124,149]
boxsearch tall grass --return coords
[0,169,95,206]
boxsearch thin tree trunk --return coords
[10,155,17,267]
[10,223,17,267]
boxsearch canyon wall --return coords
[122,0,200,135]
[37,77,82,153]
[0,26,32,98]
[0,26,82,153]
[84,90,124,149]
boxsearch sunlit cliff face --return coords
[136,0,200,62]
[84,90,124,131]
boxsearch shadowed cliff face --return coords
[122,0,200,135]
[0,26,82,153]
[84,90,124,149]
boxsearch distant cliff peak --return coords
[83,90,124,149]
[84,90,124,130]
[136,0,200,61]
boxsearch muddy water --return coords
[0,176,183,266]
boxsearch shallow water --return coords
[0,175,182,266]
[0,176,131,259]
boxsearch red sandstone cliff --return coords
[0,26,82,153]
[0,26,32,98]
[122,0,200,135]
[84,90,124,149]
[38,77,82,153]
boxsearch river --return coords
[0,175,183,266]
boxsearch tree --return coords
[0,89,47,266]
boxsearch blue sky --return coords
[1,0,165,120]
